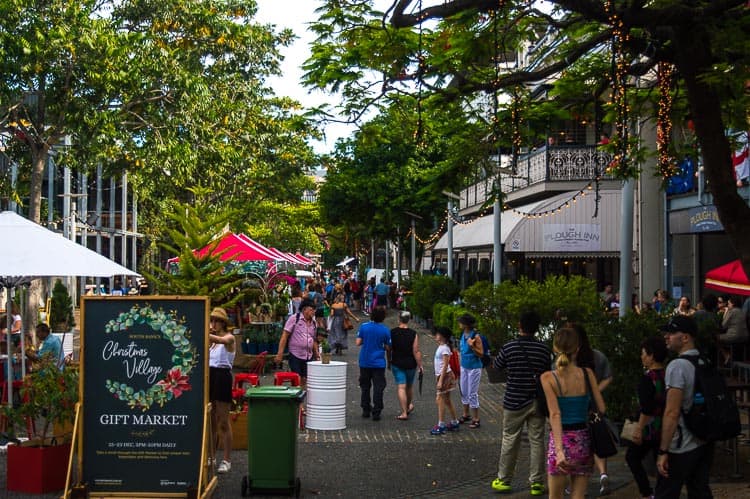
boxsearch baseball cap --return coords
[658,315,698,336]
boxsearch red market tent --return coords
[236,234,280,261]
[167,233,274,264]
[278,250,307,266]
[295,253,314,266]
[704,259,750,296]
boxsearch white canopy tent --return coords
[0,211,138,406]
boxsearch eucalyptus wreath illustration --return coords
[104,305,198,411]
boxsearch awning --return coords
[705,259,750,296]
[432,189,621,254]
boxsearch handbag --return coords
[343,316,354,331]
[620,418,640,443]
[583,368,618,458]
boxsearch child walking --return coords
[430,327,460,435]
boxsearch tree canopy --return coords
[304,0,750,273]
[1,0,320,249]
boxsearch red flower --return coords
[157,368,192,399]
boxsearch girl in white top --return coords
[208,307,236,474]
[430,327,459,435]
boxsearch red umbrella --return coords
[704,259,750,296]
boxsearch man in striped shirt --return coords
[490,311,552,496]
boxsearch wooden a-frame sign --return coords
[64,296,217,498]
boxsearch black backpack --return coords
[680,355,741,442]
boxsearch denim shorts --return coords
[391,366,416,385]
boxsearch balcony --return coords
[460,145,615,213]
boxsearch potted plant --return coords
[320,340,332,364]
[242,325,260,354]
[49,279,76,332]
[4,356,79,493]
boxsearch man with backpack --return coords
[656,315,717,498]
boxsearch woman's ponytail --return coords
[553,327,579,371]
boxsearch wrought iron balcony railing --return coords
[460,145,613,210]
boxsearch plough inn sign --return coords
[542,224,602,252]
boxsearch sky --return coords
[254,0,356,154]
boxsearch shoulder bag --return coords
[583,367,618,458]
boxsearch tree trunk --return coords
[674,26,750,277]
[28,146,47,224]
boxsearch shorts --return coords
[391,366,416,385]
[547,427,594,475]
[436,371,457,395]
[288,353,311,379]
[209,367,233,403]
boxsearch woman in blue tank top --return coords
[541,328,606,499]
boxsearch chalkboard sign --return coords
[81,297,209,495]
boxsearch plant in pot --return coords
[4,356,79,493]
[320,340,332,364]
[49,279,76,332]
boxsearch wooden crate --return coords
[230,411,248,450]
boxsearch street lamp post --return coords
[442,191,461,280]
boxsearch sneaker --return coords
[599,474,611,496]
[491,478,512,493]
[430,424,446,435]
[530,482,545,496]
[217,460,231,474]
[446,421,460,431]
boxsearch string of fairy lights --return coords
[407,179,599,245]
[605,0,632,177]
[656,62,678,178]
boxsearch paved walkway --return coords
[1,307,748,497]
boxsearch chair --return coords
[234,373,260,390]
[248,351,268,375]
[274,371,301,387]
[0,380,35,437]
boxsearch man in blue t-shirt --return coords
[27,323,63,369]
[374,278,390,308]
[356,307,391,421]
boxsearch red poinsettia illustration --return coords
[157,368,192,399]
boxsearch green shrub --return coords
[409,274,460,319]
[461,275,600,346]
[49,279,75,331]
[584,311,665,421]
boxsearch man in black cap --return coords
[655,315,713,498]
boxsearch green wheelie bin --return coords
[241,386,305,497]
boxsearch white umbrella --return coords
[0,211,138,406]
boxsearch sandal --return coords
[469,420,481,429]
[395,415,409,421]
[407,404,415,415]
[459,415,472,423]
